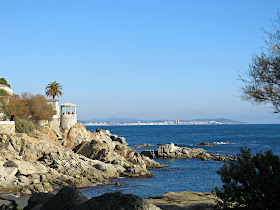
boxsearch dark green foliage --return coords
[20,138,25,150]
[15,118,35,134]
[241,13,280,114]
[0,78,10,87]
[214,148,280,209]
[0,89,9,96]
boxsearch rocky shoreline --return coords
[0,123,167,196]
[0,123,229,209]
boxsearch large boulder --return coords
[14,161,48,175]
[72,191,160,210]
[75,140,115,162]
[66,123,94,148]
[40,186,88,210]
[24,192,54,210]
[0,166,18,185]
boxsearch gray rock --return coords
[40,186,88,210]
[18,175,32,186]
[0,166,18,185]
[3,160,18,168]
[110,135,127,145]
[24,192,54,210]
[122,164,154,178]
[14,161,48,175]
[72,191,160,210]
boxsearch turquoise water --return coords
[79,124,280,198]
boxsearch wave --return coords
[214,142,235,145]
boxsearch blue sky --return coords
[1,1,280,123]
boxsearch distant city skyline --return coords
[1,1,280,124]
[80,118,247,126]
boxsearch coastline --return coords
[1,125,276,206]
[0,123,167,196]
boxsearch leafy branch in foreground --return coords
[241,12,280,114]
[214,148,280,209]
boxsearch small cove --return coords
[80,124,280,198]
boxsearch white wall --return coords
[0,87,13,95]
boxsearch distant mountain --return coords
[186,118,246,124]
[78,117,246,124]
[78,117,139,123]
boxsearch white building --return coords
[0,84,13,95]
[60,102,77,129]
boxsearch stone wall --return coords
[60,115,77,130]
[0,121,15,135]
[50,116,60,130]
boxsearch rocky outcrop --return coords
[0,124,166,196]
[73,129,167,178]
[65,123,94,148]
[141,143,235,161]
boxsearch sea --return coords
[79,124,280,199]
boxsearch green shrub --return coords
[0,89,9,96]
[15,118,35,134]
[214,148,280,209]
[0,78,10,87]
[20,138,25,150]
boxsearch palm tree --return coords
[45,81,63,99]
